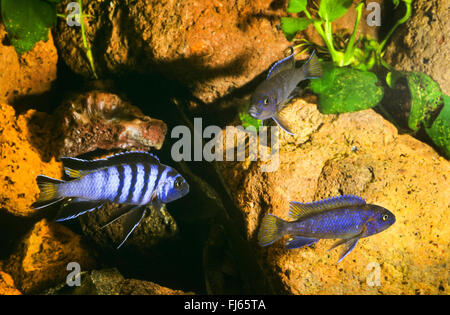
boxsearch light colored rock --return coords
[218,98,450,295]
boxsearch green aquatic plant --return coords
[280,0,413,113]
[282,0,412,70]
[310,62,383,114]
[387,71,449,158]
[1,0,97,78]
[279,0,449,157]
[1,0,59,54]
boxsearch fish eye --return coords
[174,177,183,189]
[263,98,269,105]
[382,214,389,221]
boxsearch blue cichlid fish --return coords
[258,195,395,262]
[32,151,189,248]
[249,48,322,135]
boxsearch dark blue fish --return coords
[249,49,322,135]
[258,195,395,262]
[32,151,189,248]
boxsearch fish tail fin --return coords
[31,175,65,209]
[302,50,322,79]
[258,214,287,247]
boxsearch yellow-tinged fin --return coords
[31,175,65,209]
[289,195,366,219]
[257,214,287,247]
[64,167,89,179]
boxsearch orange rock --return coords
[0,103,63,217]
[0,25,58,105]
[4,219,96,294]
[0,271,21,295]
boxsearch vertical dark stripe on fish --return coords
[126,163,137,203]
[152,165,165,199]
[138,163,150,204]
[100,168,110,199]
[114,165,125,203]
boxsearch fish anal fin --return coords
[289,195,366,219]
[285,236,318,250]
[267,47,296,80]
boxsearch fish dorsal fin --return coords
[267,47,296,80]
[289,195,366,219]
[61,151,160,173]
[64,167,90,179]
[301,50,322,79]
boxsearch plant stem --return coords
[78,0,98,79]
[377,0,412,54]
[304,8,340,63]
[343,2,363,66]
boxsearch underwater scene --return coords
[0,0,448,298]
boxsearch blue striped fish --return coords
[31,151,189,248]
[258,195,395,263]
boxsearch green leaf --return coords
[318,0,352,22]
[425,94,450,158]
[239,111,263,130]
[287,0,308,13]
[310,63,384,114]
[392,0,400,8]
[386,71,404,88]
[239,102,263,130]
[281,17,315,41]
[405,72,444,131]
[1,0,57,54]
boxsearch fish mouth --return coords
[248,106,260,119]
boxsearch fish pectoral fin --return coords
[266,46,296,80]
[329,237,360,263]
[55,198,103,222]
[272,113,295,135]
[101,204,140,229]
[285,236,318,250]
[116,206,147,249]
[288,87,303,100]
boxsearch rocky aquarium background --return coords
[0,0,448,295]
